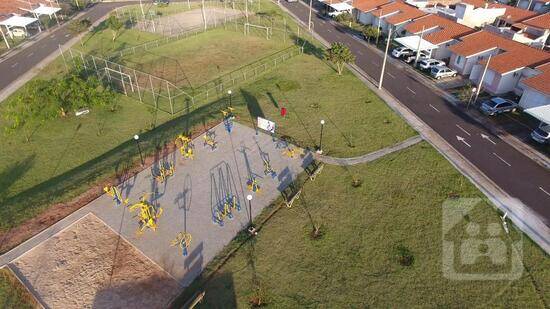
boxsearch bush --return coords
[334,12,352,23]
[68,18,92,34]
[394,244,415,266]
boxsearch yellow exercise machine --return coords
[175,134,194,160]
[128,194,163,235]
[103,184,129,207]
[153,161,175,183]
[247,176,261,193]
[262,156,276,178]
[213,194,240,226]
[221,107,235,133]
[203,130,218,151]
[282,146,296,158]
[171,232,192,256]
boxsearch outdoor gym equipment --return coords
[153,161,175,183]
[212,194,240,226]
[175,134,194,159]
[282,146,296,158]
[103,184,129,207]
[203,131,218,151]
[128,194,163,235]
[262,156,276,178]
[247,176,261,193]
[171,232,192,256]
[221,107,235,133]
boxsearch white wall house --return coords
[518,63,550,109]
[453,3,506,28]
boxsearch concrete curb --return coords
[276,0,550,254]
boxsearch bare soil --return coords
[11,214,181,309]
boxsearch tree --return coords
[106,15,123,41]
[3,80,57,142]
[68,18,91,34]
[362,25,379,44]
[324,42,355,75]
[456,82,475,103]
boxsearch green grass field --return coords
[180,143,549,308]
[0,268,37,309]
[120,28,292,88]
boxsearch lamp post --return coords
[317,119,325,154]
[247,194,253,225]
[227,89,233,107]
[467,87,477,110]
[134,134,144,165]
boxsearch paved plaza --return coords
[5,122,313,307]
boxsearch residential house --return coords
[403,14,474,60]
[518,62,550,109]
[353,0,392,25]
[505,13,550,49]
[449,30,550,95]
[362,1,428,35]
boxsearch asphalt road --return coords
[281,1,550,225]
[0,1,136,92]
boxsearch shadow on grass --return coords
[242,89,265,120]
[0,95,231,232]
[0,155,36,201]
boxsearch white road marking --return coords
[455,124,471,136]
[357,50,363,56]
[406,86,416,95]
[327,29,332,32]
[480,133,497,145]
[429,104,440,112]
[371,61,379,67]
[456,135,471,147]
[493,152,511,167]
[65,33,70,38]
[539,187,550,197]
[26,52,34,58]
[387,72,395,79]
[11,62,18,68]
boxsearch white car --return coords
[531,124,550,144]
[430,66,457,79]
[391,47,413,58]
[8,28,26,38]
[418,59,445,70]
[402,52,429,64]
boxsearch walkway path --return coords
[315,135,423,166]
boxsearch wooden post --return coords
[134,69,142,102]
[149,75,157,109]
[167,83,174,114]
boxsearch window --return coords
[455,55,462,65]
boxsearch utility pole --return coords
[375,10,382,45]
[245,0,249,24]
[413,26,425,67]
[139,0,145,18]
[473,54,492,106]
[201,0,207,30]
[378,27,392,89]
[308,0,313,31]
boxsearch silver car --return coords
[430,66,457,79]
[531,125,550,144]
[418,59,445,70]
[479,97,518,116]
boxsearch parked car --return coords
[8,28,26,39]
[402,52,429,64]
[479,97,518,116]
[327,10,349,18]
[154,0,169,5]
[391,47,413,58]
[418,59,445,70]
[530,124,550,144]
[286,0,298,2]
[430,66,457,79]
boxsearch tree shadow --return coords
[242,89,265,119]
[265,91,279,108]
[0,155,36,201]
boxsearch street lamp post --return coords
[317,119,325,154]
[467,87,477,110]
[134,134,144,166]
[227,89,233,107]
[247,194,253,225]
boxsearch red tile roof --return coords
[0,0,44,16]
[520,13,550,30]
[521,63,550,95]
[404,14,475,45]
[353,0,392,13]
[370,1,427,25]
[460,0,538,23]
[449,30,550,74]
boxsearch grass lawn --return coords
[0,268,37,308]
[230,55,417,157]
[180,142,549,308]
[120,28,292,88]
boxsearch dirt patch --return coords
[135,8,244,35]
[0,121,220,255]
[11,214,181,309]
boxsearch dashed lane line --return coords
[387,72,395,79]
[493,152,511,167]
[406,86,416,95]
[456,124,471,136]
[429,104,440,113]
[539,187,550,197]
